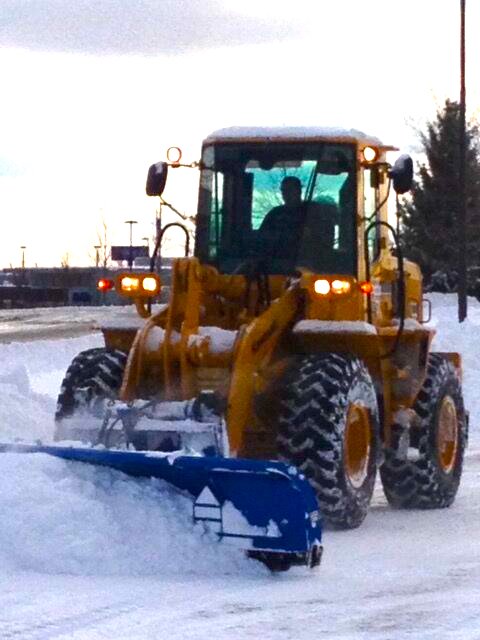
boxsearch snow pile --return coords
[429,293,480,445]
[0,333,259,577]
[0,452,256,576]
[0,335,102,442]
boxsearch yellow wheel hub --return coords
[344,404,372,489]
[437,395,458,473]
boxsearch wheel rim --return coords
[437,395,458,473]
[344,404,372,489]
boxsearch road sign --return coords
[111,246,149,261]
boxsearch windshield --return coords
[195,142,357,275]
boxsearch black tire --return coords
[54,347,127,436]
[380,354,466,509]
[276,353,379,529]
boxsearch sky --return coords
[0,0,479,268]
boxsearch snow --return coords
[221,501,281,540]
[0,305,141,341]
[0,452,252,578]
[294,320,377,335]
[144,325,166,352]
[396,318,425,331]
[144,326,181,352]
[0,294,480,638]
[188,326,237,354]
[205,126,386,147]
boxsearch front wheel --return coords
[276,353,379,529]
[380,354,467,509]
[54,347,127,443]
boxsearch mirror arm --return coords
[150,222,191,273]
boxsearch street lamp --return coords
[124,220,138,270]
[20,246,26,286]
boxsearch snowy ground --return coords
[0,305,143,342]
[1,295,480,639]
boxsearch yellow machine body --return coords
[101,128,461,460]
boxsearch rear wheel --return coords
[380,354,466,508]
[276,353,379,529]
[54,348,127,441]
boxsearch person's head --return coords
[280,176,302,207]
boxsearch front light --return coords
[121,276,140,292]
[331,279,351,295]
[314,279,331,295]
[97,278,114,291]
[116,272,161,298]
[359,281,374,294]
[142,276,158,292]
[362,146,378,162]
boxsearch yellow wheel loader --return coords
[53,127,467,532]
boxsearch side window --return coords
[364,168,379,261]
[311,173,349,250]
[203,170,223,260]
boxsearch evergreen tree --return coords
[400,100,480,281]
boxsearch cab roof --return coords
[204,126,396,150]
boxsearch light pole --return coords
[94,245,101,268]
[458,0,467,321]
[20,246,26,285]
[20,246,26,270]
[124,220,138,270]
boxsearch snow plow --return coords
[0,441,322,571]
[9,127,467,569]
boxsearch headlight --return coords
[116,273,161,298]
[120,276,140,292]
[331,279,351,295]
[314,279,331,295]
[142,276,158,292]
[313,278,353,297]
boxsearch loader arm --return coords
[227,285,301,455]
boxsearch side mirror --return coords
[389,154,413,194]
[146,162,168,196]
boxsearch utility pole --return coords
[20,245,26,285]
[458,0,467,321]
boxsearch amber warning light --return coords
[97,278,115,292]
[116,273,161,298]
[359,281,374,294]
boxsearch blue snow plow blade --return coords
[0,443,322,570]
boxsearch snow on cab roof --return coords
[205,126,392,148]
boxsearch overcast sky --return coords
[0,0,300,55]
[0,0,478,268]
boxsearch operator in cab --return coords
[257,176,336,271]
